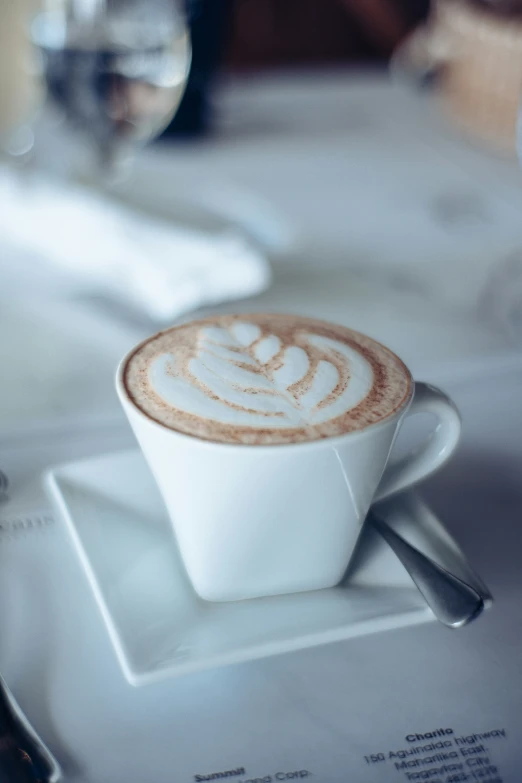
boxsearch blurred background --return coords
[165,0,429,135]
[2,0,522,435]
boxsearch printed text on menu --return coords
[363,726,507,782]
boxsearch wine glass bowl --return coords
[32,0,191,168]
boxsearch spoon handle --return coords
[368,511,485,628]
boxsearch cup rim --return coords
[116,322,415,453]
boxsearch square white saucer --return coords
[44,450,490,686]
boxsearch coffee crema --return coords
[123,314,412,445]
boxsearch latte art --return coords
[124,314,412,445]
[150,325,373,429]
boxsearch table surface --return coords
[2,70,522,432]
[1,70,522,783]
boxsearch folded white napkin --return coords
[0,170,271,320]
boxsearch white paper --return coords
[0,358,521,782]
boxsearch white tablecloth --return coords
[1,71,522,783]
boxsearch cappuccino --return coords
[123,314,412,445]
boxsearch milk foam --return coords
[149,323,373,430]
[124,314,412,445]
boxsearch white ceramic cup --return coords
[117,335,461,602]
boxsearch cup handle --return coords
[390,24,453,86]
[374,382,461,502]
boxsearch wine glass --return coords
[31,0,191,172]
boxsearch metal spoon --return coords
[368,511,485,628]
